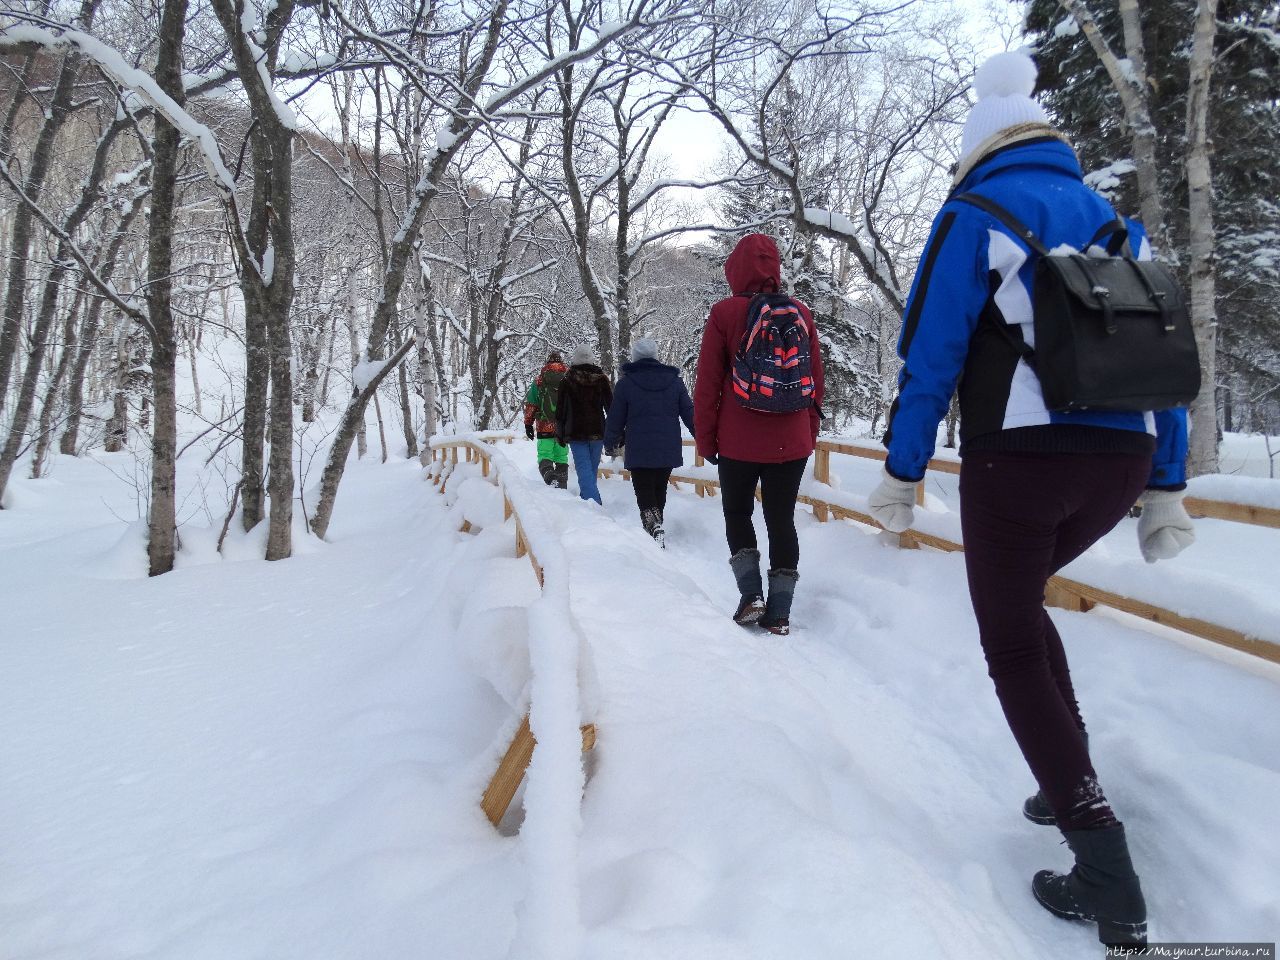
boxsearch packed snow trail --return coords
[501,443,1280,957]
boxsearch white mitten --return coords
[868,469,918,533]
[1137,488,1195,563]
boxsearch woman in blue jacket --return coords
[603,338,695,548]
[868,53,1196,948]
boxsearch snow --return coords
[435,126,458,153]
[0,456,523,958]
[1187,473,1280,510]
[803,206,858,237]
[1084,159,1138,195]
[1052,16,1081,39]
[3,425,1278,958]
[352,355,394,392]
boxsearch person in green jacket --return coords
[524,351,569,488]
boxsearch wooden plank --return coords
[1051,575,1280,665]
[818,439,962,476]
[481,715,536,827]
[1045,578,1094,613]
[503,495,513,521]
[812,448,830,522]
[480,717,599,828]
[1184,496,1280,530]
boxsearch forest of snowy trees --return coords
[1,0,1277,574]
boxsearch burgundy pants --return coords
[960,450,1149,830]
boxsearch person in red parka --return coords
[694,233,824,636]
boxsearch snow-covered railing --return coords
[816,436,1280,530]
[428,432,595,958]
[596,439,1280,666]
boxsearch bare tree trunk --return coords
[59,143,149,456]
[241,309,269,527]
[211,0,298,560]
[397,359,416,457]
[1185,0,1220,475]
[31,286,87,477]
[558,65,616,370]
[413,265,437,461]
[1058,0,1171,256]
[0,0,99,410]
[144,0,189,576]
[373,390,387,463]
[0,114,127,503]
[104,322,131,453]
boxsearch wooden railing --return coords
[812,437,1280,530]
[428,435,597,829]
[597,437,1280,666]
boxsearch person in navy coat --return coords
[603,337,694,548]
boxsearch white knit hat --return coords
[958,51,1051,165]
[631,337,659,362]
[571,344,595,366]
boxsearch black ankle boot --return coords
[729,548,764,625]
[1033,823,1147,946]
[641,508,665,548]
[1024,731,1089,825]
[760,568,798,635]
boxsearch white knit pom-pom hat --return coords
[958,51,1051,164]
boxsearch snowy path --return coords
[504,445,1280,957]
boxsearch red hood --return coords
[724,233,781,295]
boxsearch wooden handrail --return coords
[628,444,1280,666]
[429,437,596,827]
[679,436,1280,529]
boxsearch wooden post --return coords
[914,481,926,507]
[481,716,599,827]
[1045,578,1095,613]
[813,447,830,522]
[503,495,513,521]
[481,715,536,826]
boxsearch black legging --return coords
[630,467,672,515]
[961,449,1149,830]
[717,456,808,570]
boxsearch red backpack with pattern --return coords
[731,292,816,413]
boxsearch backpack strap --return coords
[1084,219,1132,258]
[951,193,1041,367]
[952,192,1051,257]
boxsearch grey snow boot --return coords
[1032,823,1148,947]
[729,548,765,625]
[641,508,665,549]
[760,568,798,636]
[1024,730,1089,825]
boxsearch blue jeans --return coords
[569,440,604,504]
